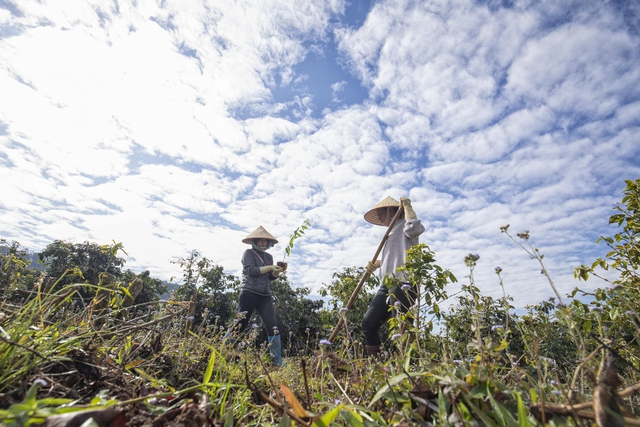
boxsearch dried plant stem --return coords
[301,358,311,410]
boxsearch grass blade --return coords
[203,347,216,385]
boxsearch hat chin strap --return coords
[252,241,273,252]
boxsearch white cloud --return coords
[1,0,638,312]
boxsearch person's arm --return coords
[401,198,426,239]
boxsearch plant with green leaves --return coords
[0,280,93,394]
[282,219,311,262]
[574,178,639,288]
[399,244,456,327]
[170,250,239,328]
[0,379,110,426]
[0,239,42,302]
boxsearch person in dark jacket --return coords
[226,226,286,365]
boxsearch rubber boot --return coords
[366,345,381,358]
[268,335,284,366]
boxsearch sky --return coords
[1,0,639,312]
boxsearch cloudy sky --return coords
[1,0,639,311]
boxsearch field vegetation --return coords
[0,178,639,426]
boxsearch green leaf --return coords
[313,404,343,427]
[368,371,428,406]
[404,346,412,371]
[36,398,75,407]
[610,307,619,320]
[468,384,488,399]
[119,286,133,299]
[224,408,234,427]
[279,413,292,427]
[382,390,410,403]
[437,389,448,424]
[24,380,43,408]
[462,396,499,427]
[203,348,216,385]
[515,392,530,427]
[487,386,518,427]
[340,408,365,427]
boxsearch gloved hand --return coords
[277,262,288,271]
[400,197,417,221]
[260,265,283,275]
[365,260,380,275]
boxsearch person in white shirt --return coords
[361,196,425,357]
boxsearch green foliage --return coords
[0,239,29,291]
[283,219,311,261]
[0,283,88,394]
[38,240,126,298]
[517,299,578,377]
[171,250,239,327]
[399,243,457,326]
[443,291,524,360]
[575,178,640,288]
[0,239,41,301]
[270,275,325,355]
[5,178,640,426]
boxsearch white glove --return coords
[400,197,417,221]
[260,265,283,275]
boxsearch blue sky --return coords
[1,0,639,311]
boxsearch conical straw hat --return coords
[242,226,279,244]
[364,196,401,226]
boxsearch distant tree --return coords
[171,250,239,327]
[0,239,41,301]
[38,240,126,298]
[0,239,28,292]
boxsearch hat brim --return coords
[242,226,279,244]
[242,236,278,245]
[364,206,400,226]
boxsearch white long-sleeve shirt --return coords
[378,218,425,285]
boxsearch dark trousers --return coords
[233,290,278,337]
[362,284,416,346]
